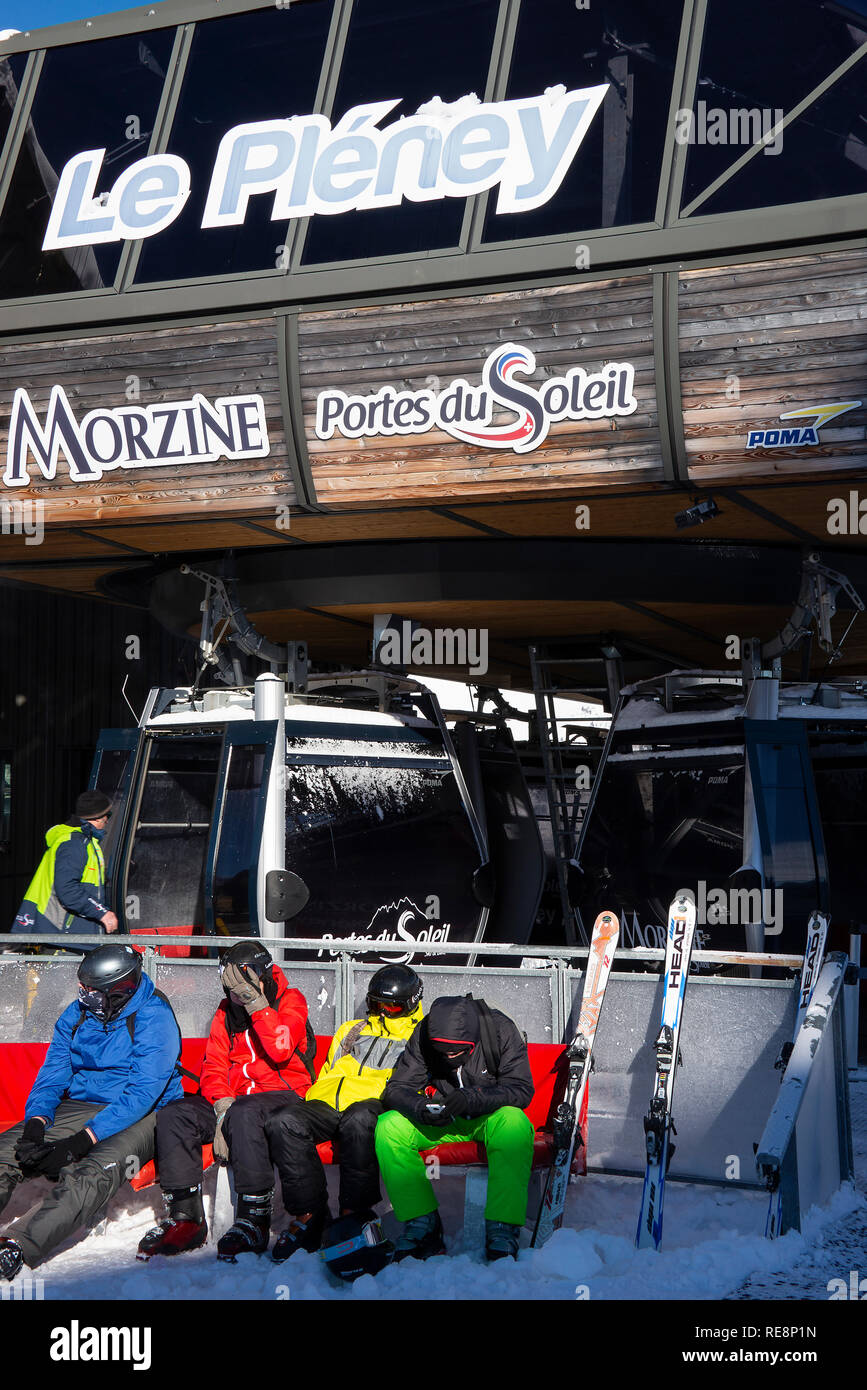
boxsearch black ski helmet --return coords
[220,940,272,978]
[321,1211,394,1282]
[219,940,274,996]
[366,964,422,1018]
[77,944,142,1022]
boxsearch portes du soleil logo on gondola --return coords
[316,343,638,454]
[41,85,607,250]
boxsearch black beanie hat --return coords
[75,791,113,820]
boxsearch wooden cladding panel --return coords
[298,279,662,505]
[0,318,296,524]
[679,251,867,483]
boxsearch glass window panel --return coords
[0,31,175,299]
[0,52,28,154]
[481,0,685,244]
[213,743,268,935]
[682,0,867,214]
[134,4,334,284]
[810,735,867,931]
[575,746,748,953]
[282,761,481,960]
[301,0,500,265]
[126,736,221,931]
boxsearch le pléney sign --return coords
[42,85,608,250]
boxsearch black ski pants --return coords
[266,1098,382,1216]
[155,1091,304,1194]
[0,1100,156,1269]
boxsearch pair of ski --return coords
[531,908,620,1249]
[763,909,829,1238]
[531,895,697,1250]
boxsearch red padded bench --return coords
[0,1039,582,1192]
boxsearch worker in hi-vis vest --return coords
[12,791,118,949]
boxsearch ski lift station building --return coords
[0,0,864,1231]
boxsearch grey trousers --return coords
[0,1099,156,1268]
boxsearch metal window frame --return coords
[679,34,867,220]
[0,0,865,331]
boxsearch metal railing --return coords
[1,932,851,1228]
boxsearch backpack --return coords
[464,994,528,1079]
[69,988,195,1085]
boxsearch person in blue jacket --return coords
[11,790,118,949]
[0,943,184,1281]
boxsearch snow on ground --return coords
[730,1065,867,1300]
[5,1076,865,1302]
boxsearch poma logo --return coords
[746,400,861,450]
[316,343,638,454]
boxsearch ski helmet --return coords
[219,940,272,982]
[366,964,422,1018]
[77,943,142,1022]
[320,1211,394,1282]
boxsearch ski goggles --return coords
[369,998,405,1016]
[218,958,268,982]
[78,978,136,1021]
[430,1037,475,1058]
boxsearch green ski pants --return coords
[374,1106,535,1225]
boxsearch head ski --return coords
[763,909,829,1238]
[635,890,697,1251]
[531,909,620,1248]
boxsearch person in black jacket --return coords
[374,994,534,1263]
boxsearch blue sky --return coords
[2,0,141,33]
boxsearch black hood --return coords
[424,996,481,1051]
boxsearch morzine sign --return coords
[42,85,608,251]
[2,386,270,488]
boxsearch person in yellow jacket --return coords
[267,964,423,1262]
[11,792,118,952]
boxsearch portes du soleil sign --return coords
[42,85,608,250]
[316,344,639,453]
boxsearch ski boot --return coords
[136,1186,208,1261]
[393,1210,445,1262]
[272,1203,330,1263]
[485,1220,521,1262]
[0,1238,23,1281]
[216,1190,273,1262]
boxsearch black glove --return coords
[14,1118,46,1171]
[441,1090,471,1119]
[412,1095,450,1127]
[32,1129,95,1180]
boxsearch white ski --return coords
[531,909,620,1248]
[635,890,697,1252]
[764,909,829,1238]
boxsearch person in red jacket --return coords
[136,940,312,1263]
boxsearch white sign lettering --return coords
[316,343,638,454]
[43,85,608,251]
[3,387,269,488]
